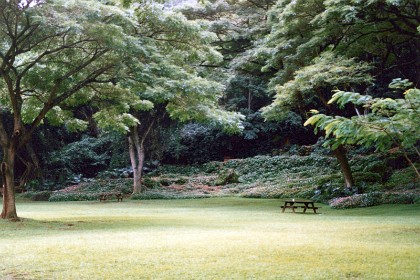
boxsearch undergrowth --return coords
[21,151,419,208]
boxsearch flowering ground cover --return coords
[0,198,419,279]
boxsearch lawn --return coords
[0,198,419,279]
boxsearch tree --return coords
[0,0,149,219]
[262,52,373,188]
[92,2,244,193]
[305,80,420,180]
[258,0,419,188]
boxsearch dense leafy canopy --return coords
[0,0,245,217]
[304,81,420,178]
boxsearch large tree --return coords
[259,0,419,188]
[83,2,244,193]
[0,0,150,219]
[305,81,420,179]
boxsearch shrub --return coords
[381,193,418,204]
[385,166,420,189]
[80,179,132,194]
[131,191,210,200]
[239,183,316,199]
[329,193,383,209]
[315,173,343,187]
[143,177,160,189]
[47,135,112,179]
[214,169,239,186]
[19,191,52,201]
[363,161,389,179]
[353,172,383,183]
[49,192,99,202]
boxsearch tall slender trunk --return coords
[128,118,155,194]
[333,145,354,189]
[1,147,18,220]
[129,126,145,194]
[316,91,355,189]
[401,148,420,180]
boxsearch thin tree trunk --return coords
[1,147,19,220]
[333,145,354,189]
[128,117,156,194]
[401,148,420,180]
[128,128,142,194]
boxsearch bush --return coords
[131,191,210,200]
[329,193,383,209]
[239,183,316,199]
[381,193,418,204]
[353,172,383,183]
[47,135,112,179]
[214,169,239,185]
[49,192,99,202]
[19,191,52,201]
[363,161,389,179]
[143,177,160,189]
[385,166,420,189]
[80,179,132,194]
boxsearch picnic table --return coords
[280,199,319,214]
[99,192,123,202]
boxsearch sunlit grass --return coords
[0,198,419,279]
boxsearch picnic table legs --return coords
[281,201,319,213]
[281,202,298,213]
[303,202,317,214]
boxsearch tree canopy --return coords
[0,0,243,218]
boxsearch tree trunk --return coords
[1,147,19,220]
[127,106,167,194]
[333,145,354,189]
[401,148,420,180]
[128,128,145,194]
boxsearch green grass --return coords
[0,198,419,279]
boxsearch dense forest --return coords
[0,0,419,219]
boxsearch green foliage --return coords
[79,178,133,194]
[305,85,420,154]
[49,192,99,202]
[385,166,420,189]
[48,178,132,201]
[162,123,226,163]
[48,136,112,178]
[214,169,239,186]
[381,193,418,205]
[329,193,383,209]
[131,192,211,200]
[353,172,383,184]
[263,52,373,121]
[329,192,420,209]
[143,177,161,189]
[224,154,339,185]
[18,191,52,201]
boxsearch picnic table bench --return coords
[99,192,123,202]
[280,199,320,214]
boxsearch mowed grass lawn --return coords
[0,198,419,279]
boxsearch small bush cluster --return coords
[385,167,420,189]
[19,191,52,201]
[131,191,211,200]
[80,179,132,194]
[329,192,420,209]
[381,193,419,204]
[48,178,133,202]
[329,193,383,209]
[49,192,99,202]
[240,183,316,199]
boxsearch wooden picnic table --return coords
[99,192,123,202]
[280,199,319,214]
